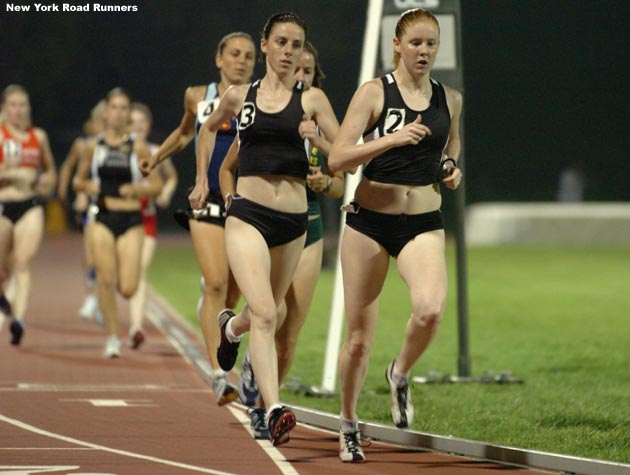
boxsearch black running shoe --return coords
[10,319,24,346]
[217,309,240,371]
[267,406,296,446]
[0,294,12,318]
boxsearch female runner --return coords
[74,88,161,358]
[328,8,463,462]
[141,32,255,405]
[0,84,57,345]
[192,13,339,445]
[128,102,178,348]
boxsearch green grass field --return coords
[149,242,630,463]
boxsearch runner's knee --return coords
[201,275,228,300]
[118,281,138,299]
[97,272,116,291]
[344,333,373,361]
[249,304,277,333]
[410,301,443,328]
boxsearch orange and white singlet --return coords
[0,125,43,169]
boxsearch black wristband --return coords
[441,158,458,168]
[438,158,458,182]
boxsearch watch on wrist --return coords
[322,176,333,193]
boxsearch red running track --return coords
[0,234,552,475]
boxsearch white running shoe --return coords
[339,430,366,463]
[78,295,98,320]
[104,335,121,359]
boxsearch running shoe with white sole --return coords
[339,430,366,463]
[104,335,121,359]
[212,372,239,406]
[78,294,98,320]
[238,350,259,406]
[267,406,296,446]
[248,407,270,439]
[385,359,414,428]
[217,309,240,371]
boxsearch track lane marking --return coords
[0,448,95,450]
[0,414,239,475]
[147,305,302,475]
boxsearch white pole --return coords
[319,0,384,393]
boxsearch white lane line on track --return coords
[0,414,238,475]
[146,305,302,475]
[8,383,206,392]
[0,466,80,474]
[0,448,95,450]
[226,405,300,475]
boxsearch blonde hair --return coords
[1,84,31,128]
[216,32,255,57]
[131,102,153,126]
[83,99,106,135]
[393,8,440,67]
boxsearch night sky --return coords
[2,0,628,223]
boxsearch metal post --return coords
[454,169,471,378]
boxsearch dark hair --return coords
[303,41,326,88]
[131,102,153,126]
[262,12,308,41]
[106,87,132,103]
[216,31,255,57]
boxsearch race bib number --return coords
[384,108,406,135]
[238,102,256,130]
[2,140,22,166]
[197,98,220,124]
[92,144,109,167]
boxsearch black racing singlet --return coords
[236,80,308,180]
[91,134,140,197]
[363,74,451,186]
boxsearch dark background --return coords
[2,0,629,232]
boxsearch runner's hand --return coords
[188,181,209,210]
[391,114,431,147]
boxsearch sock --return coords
[212,368,224,378]
[0,294,12,316]
[10,318,24,333]
[225,317,242,343]
[391,360,409,387]
[265,403,284,426]
[86,267,97,288]
[340,415,359,434]
[196,295,203,321]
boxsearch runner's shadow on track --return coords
[285,441,525,471]
[25,322,103,337]
[16,345,182,367]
